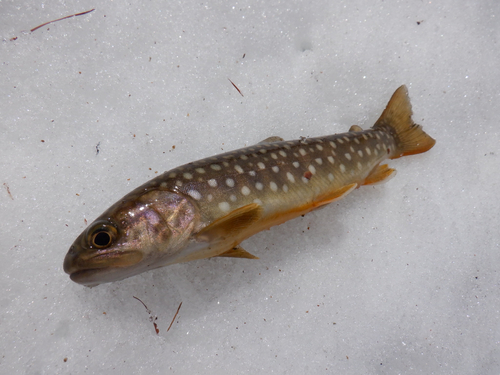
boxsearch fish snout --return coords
[63,245,80,275]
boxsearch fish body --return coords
[64,86,435,286]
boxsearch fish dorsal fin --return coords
[216,246,259,259]
[362,164,397,186]
[258,136,284,144]
[196,203,262,242]
[349,125,363,132]
[313,183,358,209]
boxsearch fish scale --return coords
[64,85,436,286]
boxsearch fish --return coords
[64,85,435,287]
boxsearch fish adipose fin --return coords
[258,136,284,144]
[349,125,363,132]
[362,164,397,186]
[216,246,259,259]
[373,85,436,159]
[196,203,262,242]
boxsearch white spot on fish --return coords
[293,161,300,168]
[259,149,267,154]
[283,184,289,193]
[223,162,229,167]
[357,162,362,170]
[299,148,307,156]
[240,155,248,160]
[345,153,352,161]
[187,190,202,200]
[350,146,355,153]
[255,182,263,190]
[241,186,251,196]
[249,170,256,177]
[337,139,344,144]
[195,168,206,174]
[343,136,350,142]
[268,182,277,192]
[315,158,323,165]
[230,194,237,202]
[354,138,360,144]
[207,194,213,202]
[257,162,266,170]
[340,164,346,173]
[208,179,218,188]
[376,134,381,140]
[362,134,368,140]
[160,182,168,188]
[358,150,363,157]
[374,149,379,156]
[234,165,244,174]
[226,178,235,188]
[287,172,295,183]
[316,144,324,151]
[272,166,279,173]
[253,198,263,205]
[211,164,221,171]
[279,150,287,157]
[219,202,230,212]
[169,173,177,178]
[365,147,371,156]
[329,141,337,149]
[328,173,334,181]
[327,156,335,164]
[308,165,316,174]
[183,173,193,180]
[301,176,309,183]
[176,180,183,187]
[271,153,278,159]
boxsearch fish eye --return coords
[87,222,118,249]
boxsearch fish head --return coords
[64,189,199,287]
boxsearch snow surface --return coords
[1,1,499,374]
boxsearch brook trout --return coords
[64,86,435,286]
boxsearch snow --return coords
[1,1,499,374]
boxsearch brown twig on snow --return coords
[167,302,183,332]
[30,8,95,32]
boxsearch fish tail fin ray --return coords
[373,85,436,159]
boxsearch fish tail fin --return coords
[372,85,436,159]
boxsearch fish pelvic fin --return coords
[373,85,436,159]
[216,246,259,259]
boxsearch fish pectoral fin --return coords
[216,246,259,259]
[258,136,284,144]
[349,125,363,132]
[195,203,263,242]
[362,164,397,186]
[312,183,358,209]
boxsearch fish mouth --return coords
[64,247,144,286]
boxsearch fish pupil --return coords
[93,231,112,247]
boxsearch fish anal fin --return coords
[258,136,284,144]
[216,246,259,259]
[362,164,397,186]
[349,125,363,132]
[196,203,262,242]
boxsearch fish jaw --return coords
[64,189,200,286]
